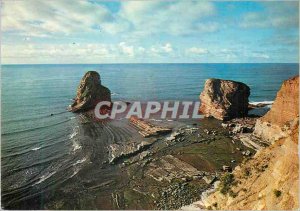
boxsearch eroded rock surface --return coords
[221,117,257,135]
[146,155,208,182]
[254,75,299,143]
[199,79,250,120]
[130,117,172,137]
[108,140,154,164]
[70,71,111,112]
[197,124,299,210]
[187,75,299,210]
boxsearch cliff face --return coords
[201,124,298,210]
[70,71,111,112]
[254,76,299,143]
[199,79,250,120]
[198,76,299,210]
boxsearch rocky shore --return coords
[61,72,298,210]
[183,75,299,210]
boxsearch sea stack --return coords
[70,71,111,112]
[254,75,299,143]
[199,78,250,120]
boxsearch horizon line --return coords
[1,62,299,66]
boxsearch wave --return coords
[72,157,87,166]
[2,119,71,136]
[3,110,69,124]
[70,167,80,178]
[3,153,67,176]
[249,101,274,105]
[69,126,82,152]
[69,128,78,139]
[31,147,41,151]
[111,92,119,96]
[150,118,163,122]
[72,142,82,152]
[33,171,57,185]
[2,135,69,157]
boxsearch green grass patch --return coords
[219,173,235,195]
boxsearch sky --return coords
[1,0,299,64]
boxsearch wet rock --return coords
[139,151,151,160]
[204,129,211,134]
[222,117,257,135]
[146,155,205,182]
[234,133,268,151]
[108,140,154,164]
[242,150,252,156]
[222,165,232,172]
[156,182,204,210]
[199,78,250,120]
[203,175,217,184]
[70,71,111,112]
[130,117,172,137]
[193,175,202,180]
[166,131,181,142]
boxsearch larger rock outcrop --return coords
[199,79,250,120]
[70,71,111,112]
[254,76,299,143]
[186,75,299,210]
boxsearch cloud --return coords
[1,42,176,64]
[186,47,209,55]
[118,42,135,57]
[266,34,299,47]
[150,43,174,57]
[2,0,218,38]
[240,2,299,29]
[1,0,123,36]
[1,1,298,64]
[1,43,115,63]
[251,52,270,59]
[120,1,218,36]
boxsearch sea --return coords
[1,63,298,208]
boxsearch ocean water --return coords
[1,63,298,208]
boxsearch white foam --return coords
[249,101,274,105]
[70,167,80,178]
[150,118,163,122]
[69,127,81,152]
[31,147,41,151]
[72,142,82,152]
[72,157,87,166]
[34,171,56,185]
[69,127,79,139]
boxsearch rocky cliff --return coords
[254,76,299,143]
[192,76,299,210]
[70,71,111,112]
[199,79,250,120]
